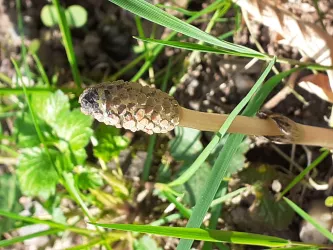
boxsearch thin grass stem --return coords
[51,0,82,88]
[279,150,330,198]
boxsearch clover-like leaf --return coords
[41,5,59,27]
[65,5,88,28]
[93,124,129,162]
[17,147,60,199]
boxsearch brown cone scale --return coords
[79,80,180,134]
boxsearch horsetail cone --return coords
[79,80,180,134]
[79,80,333,148]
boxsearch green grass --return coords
[0,229,60,247]
[284,197,333,243]
[51,0,82,88]
[279,150,330,198]
[177,58,276,249]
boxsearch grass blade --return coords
[283,197,333,242]
[169,58,273,188]
[135,38,331,70]
[0,229,60,247]
[66,238,105,250]
[136,37,263,58]
[32,53,51,87]
[128,0,227,81]
[0,87,81,95]
[90,223,290,247]
[161,190,192,219]
[108,0,263,56]
[51,0,81,87]
[0,209,93,235]
[177,58,276,249]
[279,150,330,198]
[210,187,246,208]
[169,66,303,187]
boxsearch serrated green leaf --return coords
[93,124,129,162]
[14,112,55,148]
[134,235,162,250]
[32,90,70,128]
[169,127,203,162]
[208,138,250,175]
[17,147,59,199]
[54,109,93,164]
[55,109,92,149]
[255,190,294,230]
[0,174,23,234]
[65,5,88,28]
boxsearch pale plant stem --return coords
[179,107,333,148]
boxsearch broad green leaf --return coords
[17,147,59,199]
[0,174,23,234]
[90,223,290,247]
[134,235,162,250]
[76,169,103,190]
[209,137,250,175]
[14,112,55,148]
[55,109,92,149]
[238,164,294,229]
[256,190,294,230]
[175,162,211,207]
[239,164,279,185]
[54,109,93,164]
[93,124,129,162]
[32,90,70,128]
[65,5,88,28]
[169,127,203,162]
[108,0,262,56]
[41,5,58,27]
